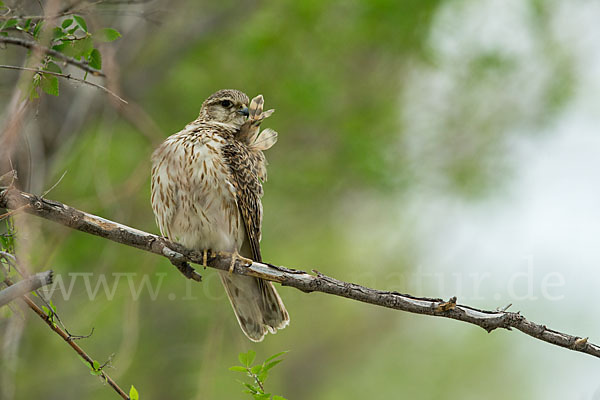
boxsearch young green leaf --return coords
[41,75,59,96]
[264,351,288,363]
[250,364,262,374]
[88,48,102,69]
[73,15,88,33]
[228,366,248,373]
[129,385,139,400]
[33,21,43,38]
[263,360,282,372]
[76,36,94,58]
[246,350,256,366]
[238,352,248,367]
[45,61,62,74]
[253,394,270,400]
[61,18,73,29]
[96,27,121,43]
[244,383,259,393]
[52,27,66,40]
[1,18,18,30]
[257,370,268,383]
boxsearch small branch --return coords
[1,187,599,360]
[2,275,129,399]
[0,36,105,77]
[0,65,127,103]
[0,270,53,307]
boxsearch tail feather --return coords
[219,272,289,342]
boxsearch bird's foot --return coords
[228,251,254,275]
[202,249,208,267]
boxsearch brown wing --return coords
[222,142,264,262]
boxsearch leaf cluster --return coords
[229,350,288,400]
[0,3,120,99]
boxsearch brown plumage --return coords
[151,89,288,341]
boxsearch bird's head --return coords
[199,89,250,129]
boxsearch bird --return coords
[150,89,289,342]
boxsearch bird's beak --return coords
[238,107,249,117]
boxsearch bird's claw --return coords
[228,252,254,275]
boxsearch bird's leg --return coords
[202,249,208,267]
[228,251,254,275]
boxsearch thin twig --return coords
[0,37,105,77]
[0,65,126,103]
[1,187,598,360]
[42,170,68,198]
[2,274,129,399]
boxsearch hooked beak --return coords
[238,107,249,117]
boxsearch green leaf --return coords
[129,385,139,400]
[263,360,282,372]
[33,21,43,38]
[228,366,247,373]
[41,75,59,96]
[238,352,247,367]
[239,350,256,367]
[273,396,287,400]
[264,351,288,363]
[88,48,101,69]
[250,364,262,374]
[41,305,50,315]
[246,350,256,366]
[45,61,62,74]
[253,394,270,400]
[77,36,94,58]
[52,27,65,40]
[257,370,268,382]
[54,36,93,59]
[73,15,88,32]
[243,383,259,393]
[1,18,18,30]
[89,360,101,375]
[96,27,121,43]
[61,18,73,29]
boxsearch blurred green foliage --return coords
[0,0,576,399]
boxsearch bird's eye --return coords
[220,100,233,108]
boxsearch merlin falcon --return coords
[150,89,289,341]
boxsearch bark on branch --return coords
[0,37,105,77]
[1,187,598,359]
[0,270,53,307]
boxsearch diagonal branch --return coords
[1,187,598,360]
[0,36,105,77]
[1,273,129,399]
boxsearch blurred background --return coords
[1,0,600,398]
